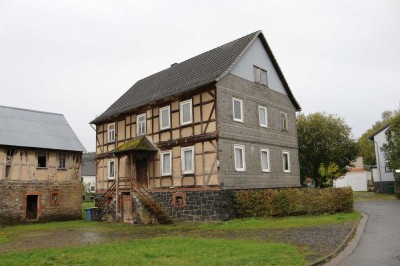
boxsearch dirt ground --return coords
[0,221,353,262]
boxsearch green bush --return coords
[233,188,353,218]
[395,186,400,199]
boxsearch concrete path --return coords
[337,200,400,266]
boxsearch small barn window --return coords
[50,192,60,207]
[37,151,47,168]
[58,153,67,169]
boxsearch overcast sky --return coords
[1,0,399,152]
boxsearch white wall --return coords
[82,175,96,193]
[373,128,395,182]
[230,37,287,95]
[334,172,368,191]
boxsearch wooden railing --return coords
[96,181,116,208]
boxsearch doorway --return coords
[136,158,148,187]
[26,195,38,220]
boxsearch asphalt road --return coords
[339,200,400,266]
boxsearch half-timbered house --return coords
[0,106,85,224]
[91,30,301,223]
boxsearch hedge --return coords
[233,187,353,218]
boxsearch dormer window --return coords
[254,66,267,85]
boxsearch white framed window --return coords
[258,106,268,127]
[180,99,193,125]
[181,146,194,174]
[108,160,116,180]
[137,113,146,135]
[159,105,171,130]
[107,123,115,142]
[280,112,288,131]
[160,150,172,176]
[282,151,290,173]
[232,98,243,122]
[58,153,67,169]
[254,66,267,85]
[234,145,245,171]
[260,149,270,172]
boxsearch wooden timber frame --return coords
[94,85,220,193]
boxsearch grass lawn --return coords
[0,212,361,265]
[0,237,305,266]
[353,191,396,202]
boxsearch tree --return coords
[382,115,400,174]
[297,112,358,187]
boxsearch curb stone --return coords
[308,212,368,266]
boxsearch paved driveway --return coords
[339,200,400,266]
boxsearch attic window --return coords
[254,66,267,85]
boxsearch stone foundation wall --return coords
[151,189,234,222]
[0,181,82,225]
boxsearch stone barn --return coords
[0,106,85,225]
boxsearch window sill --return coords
[161,174,172,177]
[57,168,67,171]
[233,119,244,123]
[262,170,270,173]
[182,172,195,176]
[36,167,48,169]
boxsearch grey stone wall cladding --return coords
[0,181,82,225]
[216,74,300,189]
[152,190,235,222]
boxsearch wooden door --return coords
[122,195,133,224]
[136,158,148,187]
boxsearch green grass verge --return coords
[0,237,307,266]
[353,192,396,202]
[200,212,361,230]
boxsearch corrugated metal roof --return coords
[0,105,86,152]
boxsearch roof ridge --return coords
[135,30,261,85]
[0,105,64,116]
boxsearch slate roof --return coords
[91,30,300,124]
[82,153,96,176]
[0,105,86,152]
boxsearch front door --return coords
[136,158,148,187]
